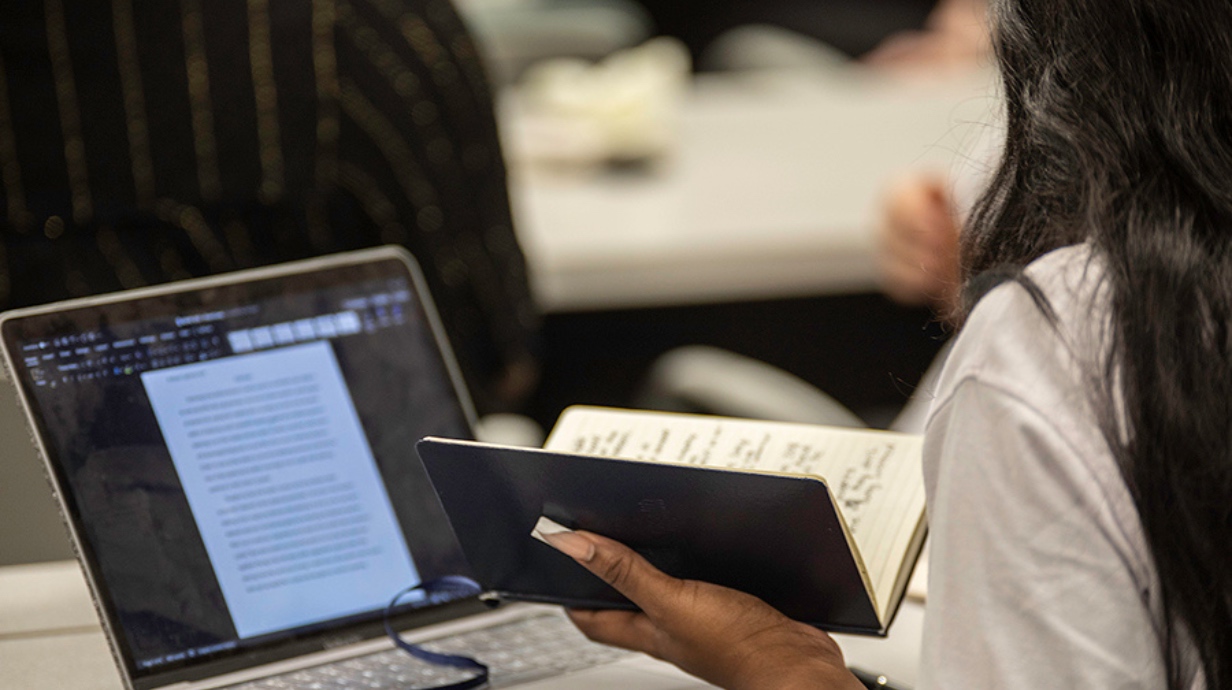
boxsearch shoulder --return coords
[936,243,1111,409]
[918,245,1169,687]
[925,243,1129,529]
[924,242,1125,517]
[927,245,1118,464]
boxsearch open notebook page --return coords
[544,406,925,620]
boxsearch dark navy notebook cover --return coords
[416,437,883,635]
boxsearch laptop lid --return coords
[0,247,488,689]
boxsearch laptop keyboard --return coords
[226,610,635,689]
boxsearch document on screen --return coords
[142,341,419,639]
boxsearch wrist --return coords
[770,661,864,690]
[726,637,864,690]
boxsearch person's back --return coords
[938,2,1232,686]
[920,243,1206,687]
[0,0,538,414]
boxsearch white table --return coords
[509,69,998,312]
[0,561,120,690]
[0,560,925,689]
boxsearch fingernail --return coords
[532,516,595,562]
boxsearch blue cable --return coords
[383,576,490,690]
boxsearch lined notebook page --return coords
[544,407,925,618]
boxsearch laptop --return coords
[0,246,712,690]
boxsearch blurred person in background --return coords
[635,0,987,72]
[0,0,539,415]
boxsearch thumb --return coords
[540,525,681,615]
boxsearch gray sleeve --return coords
[918,377,1166,689]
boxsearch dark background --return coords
[528,293,950,432]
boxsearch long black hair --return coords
[961,0,1232,687]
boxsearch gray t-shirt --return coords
[919,245,1203,689]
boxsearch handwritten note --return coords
[544,406,925,615]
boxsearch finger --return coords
[878,202,959,286]
[900,187,954,241]
[566,608,664,656]
[879,244,962,305]
[881,183,952,247]
[863,31,930,66]
[879,266,933,306]
[879,233,936,288]
[880,224,932,266]
[541,529,682,615]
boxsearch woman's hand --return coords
[541,527,865,690]
[876,173,962,316]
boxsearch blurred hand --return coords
[862,30,983,71]
[542,528,863,690]
[864,0,988,72]
[876,173,962,315]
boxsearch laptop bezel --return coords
[0,246,488,690]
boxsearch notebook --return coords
[0,246,712,690]
[416,436,897,634]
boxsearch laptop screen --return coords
[1,249,477,685]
